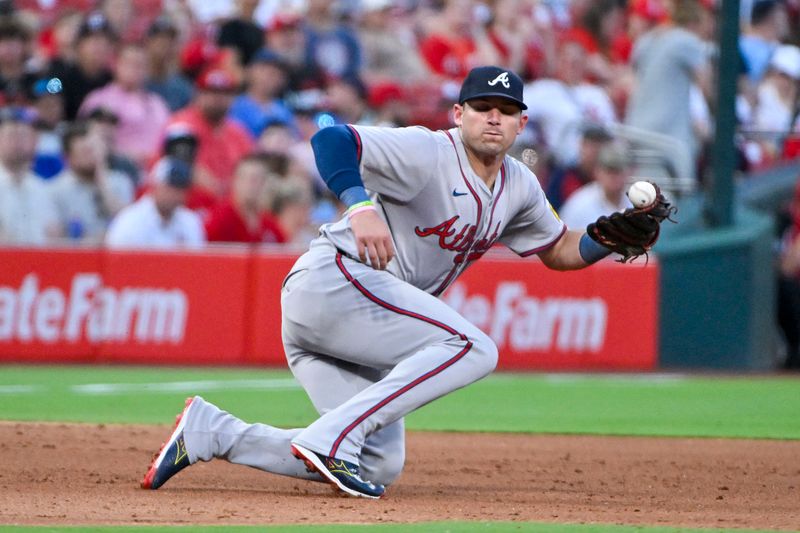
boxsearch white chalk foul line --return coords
[70,378,301,395]
[0,384,44,394]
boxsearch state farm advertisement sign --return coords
[444,282,608,353]
[0,248,250,364]
[442,254,658,370]
[0,248,658,370]
[0,270,189,351]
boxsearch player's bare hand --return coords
[350,209,395,270]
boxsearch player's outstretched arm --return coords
[543,182,676,268]
[311,125,395,269]
[584,182,676,263]
[538,230,595,271]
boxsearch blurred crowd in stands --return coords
[0,0,799,251]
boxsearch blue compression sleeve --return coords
[310,125,367,204]
[579,233,612,264]
[340,186,370,207]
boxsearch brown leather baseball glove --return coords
[586,183,677,263]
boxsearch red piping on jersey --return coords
[487,164,506,226]
[443,130,482,221]
[433,131,483,296]
[432,132,506,297]
[330,253,473,458]
[346,125,363,163]
[519,224,568,257]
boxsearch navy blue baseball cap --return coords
[152,156,193,189]
[458,66,527,110]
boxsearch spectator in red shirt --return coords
[486,0,552,80]
[166,66,254,199]
[562,0,630,99]
[418,0,499,80]
[204,154,286,244]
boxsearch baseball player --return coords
[141,66,672,498]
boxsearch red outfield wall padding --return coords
[0,248,658,370]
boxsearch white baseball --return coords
[626,181,657,208]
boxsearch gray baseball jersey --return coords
[322,126,566,294]
[182,125,565,488]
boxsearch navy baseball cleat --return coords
[291,443,385,499]
[141,396,195,490]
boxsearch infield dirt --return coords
[1,422,798,530]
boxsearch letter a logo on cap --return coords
[488,72,510,89]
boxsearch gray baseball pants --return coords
[183,239,497,486]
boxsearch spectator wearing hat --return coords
[0,17,39,106]
[79,44,171,166]
[105,156,206,249]
[737,44,800,166]
[368,82,410,127]
[228,48,296,138]
[145,16,194,112]
[84,106,141,187]
[46,11,116,120]
[165,67,254,198]
[217,0,264,67]
[204,154,286,244]
[49,121,134,244]
[740,0,790,85]
[162,122,199,166]
[160,121,217,215]
[558,142,633,231]
[30,76,68,179]
[754,44,800,136]
[0,107,59,245]
[546,124,614,210]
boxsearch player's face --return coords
[454,97,527,158]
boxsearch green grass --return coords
[0,365,798,439]
[2,366,798,533]
[0,524,793,533]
